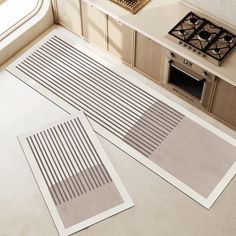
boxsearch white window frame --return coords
[0,0,43,41]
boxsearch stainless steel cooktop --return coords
[168,12,236,66]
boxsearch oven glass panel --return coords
[169,65,204,99]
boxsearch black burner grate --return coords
[168,11,236,65]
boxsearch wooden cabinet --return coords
[210,78,236,128]
[56,0,82,35]
[107,16,134,65]
[134,32,163,82]
[80,0,106,49]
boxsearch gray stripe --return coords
[19,35,185,157]
[27,119,114,205]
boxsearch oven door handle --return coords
[169,60,206,82]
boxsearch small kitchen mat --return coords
[9,28,236,209]
[18,112,134,236]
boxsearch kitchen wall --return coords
[0,0,54,66]
[184,0,236,29]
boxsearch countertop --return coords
[84,0,236,86]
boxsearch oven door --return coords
[168,61,206,101]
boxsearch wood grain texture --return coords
[81,0,106,49]
[56,0,82,35]
[134,32,163,82]
[107,16,133,65]
[211,78,236,128]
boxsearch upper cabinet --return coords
[107,16,134,65]
[56,0,82,35]
[210,78,236,128]
[80,0,106,49]
[134,32,163,82]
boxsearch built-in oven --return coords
[162,49,216,110]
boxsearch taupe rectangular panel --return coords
[8,30,236,209]
[18,112,134,236]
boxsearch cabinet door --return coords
[211,78,236,127]
[56,0,82,35]
[134,32,163,81]
[107,17,133,65]
[81,1,106,49]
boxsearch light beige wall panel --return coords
[56,0,82,35]
[107,16,133,65]
[81,0,106,49]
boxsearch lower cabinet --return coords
[210,78,236,128]
[107,16,133,65]
[134,32,163,82]
[81,0,106,49]
[56,0,82,35]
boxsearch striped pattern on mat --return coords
[16,35,184,157]
[26,117,112,206]
[10,31,236,209]
[19,113,133,234]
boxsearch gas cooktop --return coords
[111,0,150,14]
[168,12,236,66]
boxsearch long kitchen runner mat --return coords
[8,28,236,209]
[18,112,133,236]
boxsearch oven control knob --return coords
[202,71,208,77]
[169,52,175,58]
[184,60,192,66]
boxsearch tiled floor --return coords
[1,26,236,236]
